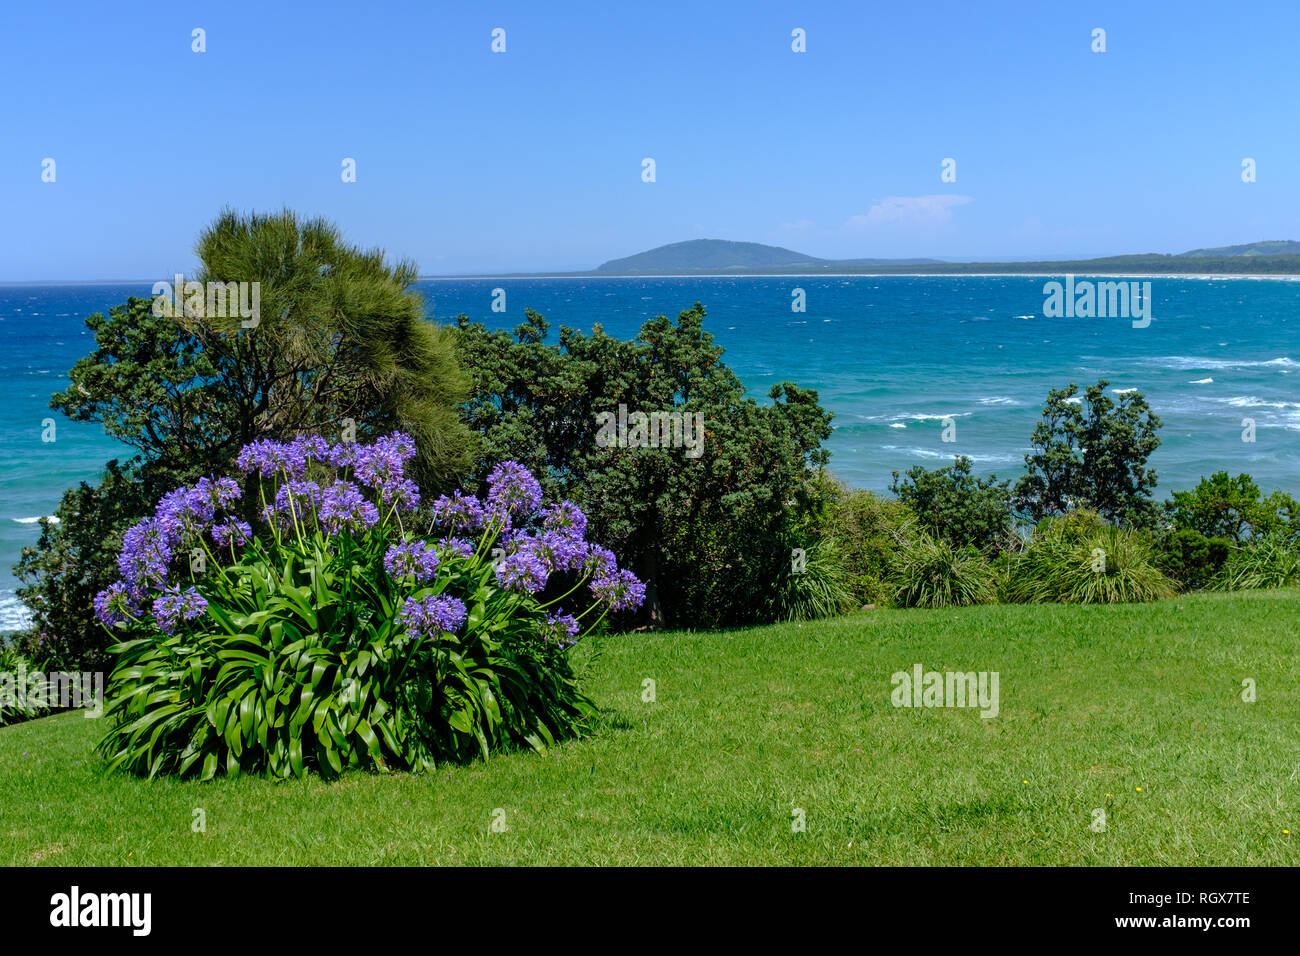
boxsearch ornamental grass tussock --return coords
[92,432,644,780]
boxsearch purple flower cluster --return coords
[541,501,587,539]
[539,610,581,649]
[211,518,252,548]
[589,569,647,613]
[319,480,380,534]
[397,594,467,640]
[117,519,174,590]
[97,438,646,654]
[495,548,549,594]
[429,491,485,534]
[353,433,420,511]
[384,540,440,582]
[437,537,475,560]
[151,585,208,635]
[93,581,139,627]
[485,461,542,524]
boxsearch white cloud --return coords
[844,195,974,229]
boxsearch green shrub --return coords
[766,537,856,621]
[816,481,913,605]
[891,456,1012,551]
[1004,524,1176,604]
[1158,528,1231,591]
[1166,472,1299,544]
[892,532,997,609]
[1213,534,1300,591]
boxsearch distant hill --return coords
[594,239,941,274]
[1178,240,1300,257]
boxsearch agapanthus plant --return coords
[93,432,643,780]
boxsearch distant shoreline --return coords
[7,272,1300,286]
[415,272,1300,281]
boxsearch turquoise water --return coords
[2,275,1297,629]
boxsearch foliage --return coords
[14,460,156,671]
[1213,534,1300,591]
[813,478,913,606]
[1003,523,1176,604]
[17,209,475,670]
[455,304,833,628]
[1157,528,1231,591]
[94,433,643,779]
[891,455,1012,551]
[1012,381,1162,528]
[891,531,997,609]
[764,537,856,622]
[1165,471,1299,543]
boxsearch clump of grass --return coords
[892,531,997,608]
[1004,524,1176,604]
[768,537,856,621]
[1214,533,1300,591]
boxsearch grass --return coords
[2,589,1298,866]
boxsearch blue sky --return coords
[2,0,1298,279]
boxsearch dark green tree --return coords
[891,455,1012,551]
[1012,380,1162,527]
[15,209,474,667]
[456,304,834,628]
[1165,471,1298,543]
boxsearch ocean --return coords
[2,275,1297,632]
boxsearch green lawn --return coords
[3,589,1298,866]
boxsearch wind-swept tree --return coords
[1012,380,1162,528]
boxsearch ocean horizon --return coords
[2,274,1296,632]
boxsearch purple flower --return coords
[211,518,252,548]
[151,585,208,635]
[430,491,485,534]
[590,569,646,612]
[274,480,323,521]
[581,545,618,581]
[156,485,215,541]
[541,501,587,539]
[94,581,138,627]
[327,439,359,468]
[288,435,330,468]
[519,531,586,574]
[495,548,549,594]
[539,610,581,649]
[380,477,421,511]
[319,480,379,534]
[437,537,475,560]
[384,540,440,582]
[397,594,467,640]
[485,461,542,523]
[118,518,174,590]
[196,476,241,509]
[237,439,305,478]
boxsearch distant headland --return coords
[429,238,1300,278]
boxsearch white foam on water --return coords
[0,592,33,633]
[1144,355,1297,371]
